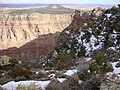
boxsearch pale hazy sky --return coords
[0,0,119,4]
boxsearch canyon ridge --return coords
[0,4,75,61]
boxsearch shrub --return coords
[62,77,81,90]
[14,76,27,82]
[0,55,11,66]
[8,65,32,79]
[89,50,113,74]
[77,45,86,57]
[48,48,74,70]
[77,70,91,81]
[55,60,69,70]
[81,77,101,90]
[0,55,18,68]
[16,83,41,90]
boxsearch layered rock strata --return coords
[0,12,72,61]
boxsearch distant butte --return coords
[45,4,66,9]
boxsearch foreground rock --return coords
[0,86,3,90]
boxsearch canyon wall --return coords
[0,12,73,61]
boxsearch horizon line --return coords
[0,3,117,5]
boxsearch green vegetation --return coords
[77,70,91,81]
[89,51,113,74]
[0,55,18,67]
[81,77,101,90]
[62,77,80,90]
[47,44,77,70]
[0,55,11,66]
[77,50,113,89]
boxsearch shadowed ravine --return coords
[0,32,60,61]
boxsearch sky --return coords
[0,0,119,4]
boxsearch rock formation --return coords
[0,5,73,61]
[0,5,110,61]
[0,13,72,49]
[56,7,106,47]
[55,6,120,58]
[56,10,87,46]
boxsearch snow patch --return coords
[38,81,50,90]
[64,69,77,76]
[2,80,51,90]
[57,78,66,83]
[65,31,70,34]
[106,13,112,18]
[111,62,120,74]
[78,80,82,84]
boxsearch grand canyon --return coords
[0,4,74,61]
[0,3,120,90]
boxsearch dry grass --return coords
[16,83,41,90]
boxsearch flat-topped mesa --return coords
[45,4,65,9]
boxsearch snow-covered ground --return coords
[1,78,66,90]
[2,80,50,90]
[1,69,78,90]
[1,62,120,90]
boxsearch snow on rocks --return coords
[65,30,70,34]
[49,74,56,79]
[57,78,66,83]
[86,57,92,62]
[111,62,120,74]
[64,69,77,76]
[106,61,120,81]
[78,80,82,84]
[106,13,112,18]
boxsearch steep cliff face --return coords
[0,11,73,60]
[0,13,72,49]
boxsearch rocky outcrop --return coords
[91,7,105,19]
[56,10,87,46]
[55,5,120,58]
[56,7,106,47]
